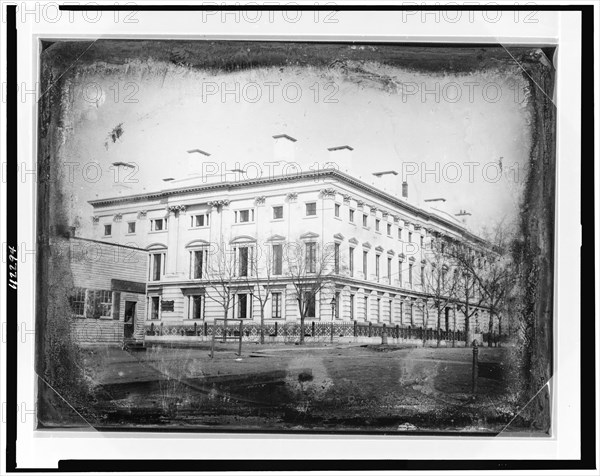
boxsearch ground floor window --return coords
[349,294,355,320]
[236,293,252,319]
[84,289,113,318]
[271,292,282,319]
[189,295,203,320]
[69,287,86,317]
[150,296,160,320]
[304,292,316,318]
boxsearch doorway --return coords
[124,301,136,339]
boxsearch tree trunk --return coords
[260,307,265,345]
[436,307,441,347]
[299,314,305,344]
[488,311,494,347]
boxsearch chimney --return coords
[327,145,354,169]
[186,149,211,177]
[372,170,399,195]
[455,209,472,226]
[111,162,135,193]
[402,181,408,199]
[273,134,297,163]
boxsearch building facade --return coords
[88,147,495,338]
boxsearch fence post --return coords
[381,323,388,345]
[472,340,479,394]
[368,321,372,337]
[275,321,278,337]
[210,325,215,359]
[330,322,334,343]
[238,320,243,356]
[312,321,316,337]
[160,322,163,336]
[194,322,198,336]
[395,324,399,340]
[150,323,154,334]
[354,320,358,338]
[204,321,208,337]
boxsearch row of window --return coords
[69,287,115,319]
[147,291,464,324]
[149,243,425,286]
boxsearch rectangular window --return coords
[272,292,282,319]
[349,247,354,276]
[420,235,424,249]
[127,222,136,234]
[409,263,413,286]
[104,224,112,236]
[87,290,112,318]
[408,231,412,242]
[306,202,317,216]
[151,253,163,281]
[399,261,403,286]
[375,219,380,232]
[335,291,340,319]
[304,292,316,318]
[192,214,209,227]
[375,255,380,280]
[334,203,340,217]
[239,247,249,277]
[151,218,167,231]
[377,298,381,322]
[387,257,392,284]
[387,223,392,236]
[237,293,249,319]
[306,242,316,273]
[193,250,204,279]
[349,209,355,222]
[364,296,369,319]
[421,265,425,287]
[398,228,402,240]
[191,295,203,319]
[363,214,368,227]
[350,294,355,320]
[151,296,160,320]
[334,243,340,273]
[389,299,393,322]
[272,206,283,220]
[363,250,368,278]
[69,287,86,317]
[239,210,250,223]
[272,244,283,275]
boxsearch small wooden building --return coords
[66,237,147,346]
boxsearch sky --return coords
[61,55,532,238]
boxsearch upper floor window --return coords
[408,231,412,242]
[191,249,208,279]
[272,244,283,275]
[334,203,340,217]
[375,254,381,280]
[375,219,380,232]
[151,218,167,232]
[363,250,368,277]
[363,214,368,227]
[236,246,252,277]
[235,209,254,223]
[334,243,340,273]
[349,247,355,276]
[398,228,402,240]
[273,206,284,220]
[305,202,317,216]
[349,209,355,222]
[127,222,136,234]
[306,242,317,273]
[191,214,210,228]
[104,224,112,236]
[387,223,392,236]
[150,252,166,281]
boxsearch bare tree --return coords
[421,238,459,347]
[243,243,278,344]
[203,242,238,330]
[286,240,335,344]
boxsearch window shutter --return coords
[113,292,121,320]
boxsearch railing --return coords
[145,321,471,345]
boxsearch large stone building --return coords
[88,136,494,337]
